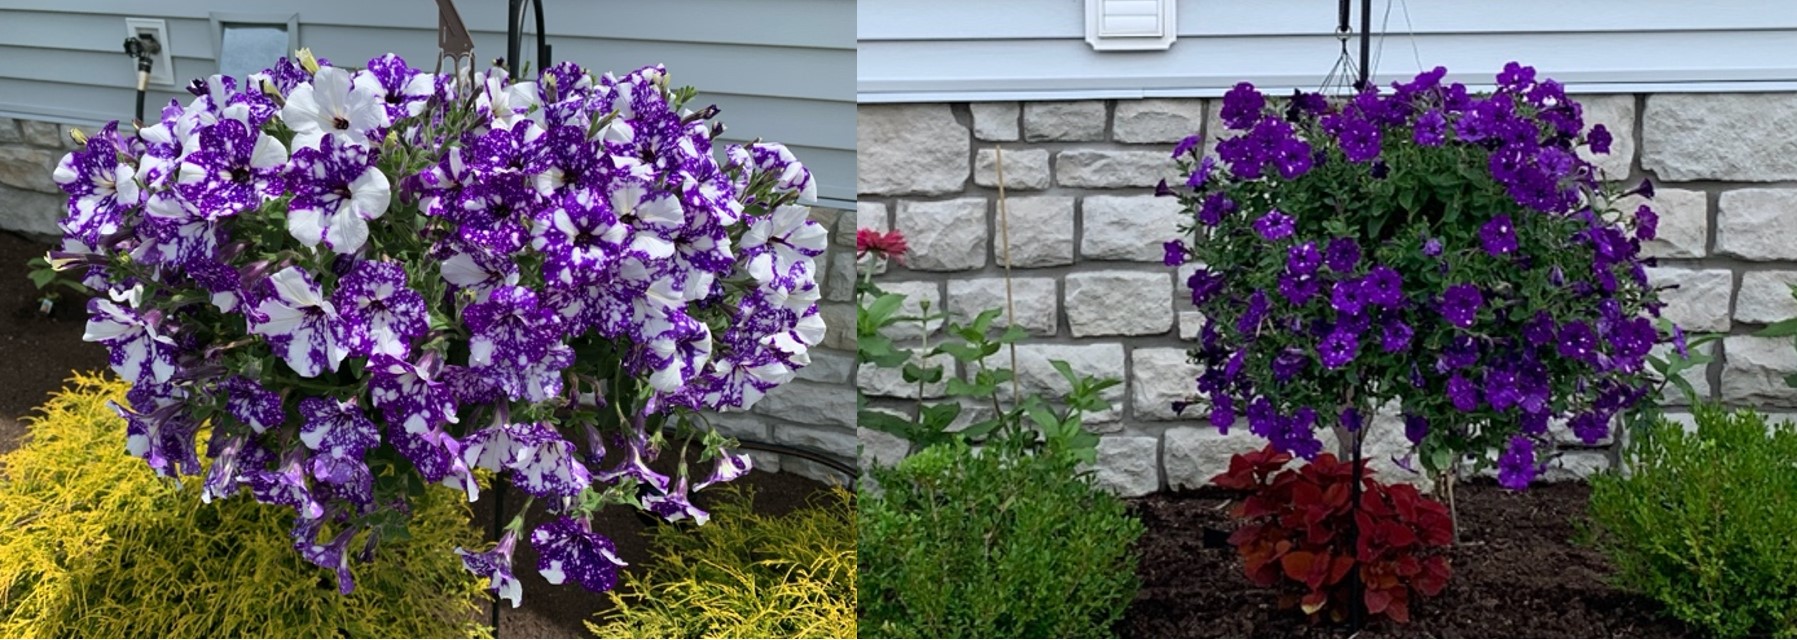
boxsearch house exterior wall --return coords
[855,92,1797,496]
[0,0,855,206]
[859,0,1797,102]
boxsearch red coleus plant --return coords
[1212,445,1453,624]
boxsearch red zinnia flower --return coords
[856,228,908,264]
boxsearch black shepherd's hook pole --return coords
[506,0,550,78]
[1357,0,1373,89]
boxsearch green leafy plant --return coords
[586,486,855,639]
[0,373,491,638]
[853,231,1119,464]
[857,438,1144,638]
[1584,405,1797,638]
[1754,283,1797,390]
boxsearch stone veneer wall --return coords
[0,114,859,484]
[855,93,1797,497]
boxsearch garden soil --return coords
[0,231,841,639]
[1119,481,1692,638]
[0,231,107,454]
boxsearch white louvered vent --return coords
[1086,0,1177,51]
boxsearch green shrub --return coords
[1586,405,1797,638]
[857,439,1144,638]
[586,486,856,639]
[0,373,492,638]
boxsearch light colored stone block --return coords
[1091,435,1161,497]
[1643,93,1797,182]
[872,280,943,341]
[754,381,855,429]
[858,425,912,470]
[1057,149,1176,188]
[1645,267,1732,332]
[1721,335,1797,407]
[1163,426,1265,490]
[970,102,1021,142]
[1023,101,1106,142]
[1065,271,1173,337]
[19,120,61,148]
[1540,450,1612,482]
[946,277,1059,336]
[0,146,60,193]
[996,195,1075,267]
[1736,271,1797,325]
[1114,98,1205,144]
[1002,343,1128,423]
[1575,94,1636,180]
[857,352,953,399]
[1718,189,1797,261]
[974,148,1051,190]
[895,198,988,271]
[1082,194,1186,262]
[0,183,62,236]
[1130,347,1201,421]
[796,348,855,385]
[857,104,969,196]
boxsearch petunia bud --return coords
[68,128,88,145]
[295,48,320,74]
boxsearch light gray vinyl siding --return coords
[859,0,1797,102]
[0,0,855,206]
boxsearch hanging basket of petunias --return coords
[51,51,826,605]
[1165,63,1667,489]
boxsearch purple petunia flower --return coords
[1198,192,1237,226]
[1172,134,1200,159]
[1237,290,1270,335]
[1162,239,1188,266]
[1585,123,1613,154]
[1318,329,1359,369]
[1422,236,1444,257]
[1329,279,1366,316]
[1324,237,1360,273]
[1634,205,1659,241]
[1381,320,1413,353]
[1480,214,1519,255]
[1363,265,1404,307]
[1497,435,1536,490]
[1404,414,1429,445]
[1187,269,1225,305]
[1253,209,1295,241]
[1277,271,1320,305]
[1438,284,1483,328]
[1210,394,1236,430]
[1286,242,1322,275]
[1414,109,1447,147]
[1557,320,1597,363]
[531,516,628,593]
[1446,373,1479,412]
[1220,82,1265,130]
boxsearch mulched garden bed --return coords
[1119,481,1692,638]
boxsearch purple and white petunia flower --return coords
[364,53,436,122]
[171,112,289,220]
[281,65,390,151]
[694,448,752,491]
[367,353,458,434]
[249,266,348,378]
[52,122,142,244]
[219,375,285,432]
[594,425,670,494]
[249,448,326,520]
[739,205,827,292]
[461,419,592,498]
[530,516,627,592]
[457,529,524,608]
[82,298,180,385]
[643,477,709,525]
[110,385,201,478]
[286,134,390,253]
[299,397,380,505]
[331,260,428,358]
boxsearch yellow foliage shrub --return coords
[586,486,856,639]
[0,372,493,638]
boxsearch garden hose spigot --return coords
[122,33,161,122]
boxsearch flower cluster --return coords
[1167,63,1665,487]
[58,53,821,603]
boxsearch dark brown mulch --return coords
[0,231,107,453]
[1119,481,1693,639]
[0,230,845,639]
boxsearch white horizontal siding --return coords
[859,0,1797,102]
[0,0,855,205]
